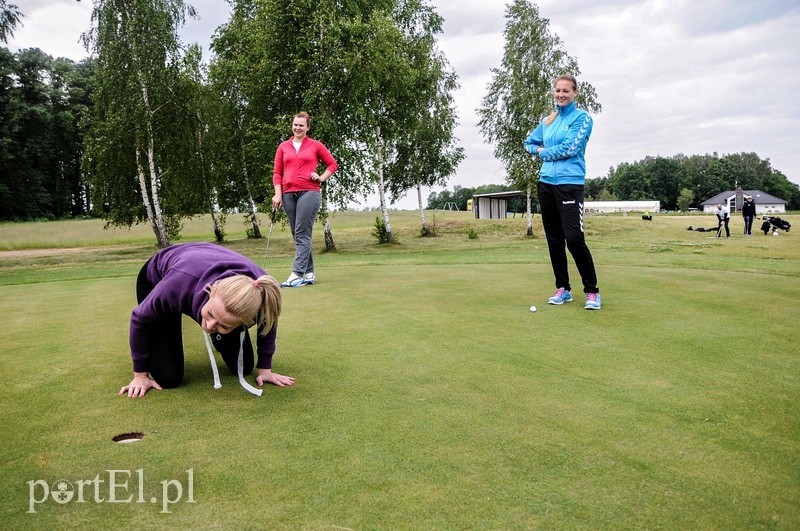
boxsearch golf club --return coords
[263,207,277,269]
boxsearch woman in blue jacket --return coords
[523,75,601,310]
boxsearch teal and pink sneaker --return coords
[547,288,573,305]
[584,292,601,310]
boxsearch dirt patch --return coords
[0,248,88,259]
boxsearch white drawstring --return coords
[203,332,222,389]
[203,330,262,396]
[236,331,263,396]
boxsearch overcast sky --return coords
[7,0,800,209]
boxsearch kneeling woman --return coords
[119,243,295,398]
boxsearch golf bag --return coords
[760,216,791,235]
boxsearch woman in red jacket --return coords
[272,111,338,287]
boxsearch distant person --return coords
[272,111,338,287]
[715,204,730,238]
[741,195,756,236]
[119,243,295,398]
[523,74,601,310]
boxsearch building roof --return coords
[473,191,524,199]
[701,189,787,206]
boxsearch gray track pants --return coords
[282,190,321,275]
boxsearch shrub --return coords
[372,216,391,244]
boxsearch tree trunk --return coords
[237,120,261,239]
[195,111,224,242]
[377,172,395,244]
[525,182,533,238]
[324,218,336,250]
[321,188,336,251]
[417,181,432,236]
[375,125,395,244]
[135,144,167,247]
[246,197,262,239]
[136,66,170,248]
[134,136,169,247]
[526,182,534,237]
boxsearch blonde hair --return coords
[209,274,282,335]
[545,75,579,126]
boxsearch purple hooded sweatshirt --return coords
[130,243,277,372]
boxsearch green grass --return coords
[1,211,798,529]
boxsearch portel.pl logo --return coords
[27,469,194,514]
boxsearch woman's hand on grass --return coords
[257,368,296,388]
[119,372,163,398]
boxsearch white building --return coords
[471,193,662,218]
[701,189,787,214]
[584,200,660,213]
[472,191,524,219]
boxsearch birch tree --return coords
[208,2,276,239]
[0,0,22,43]
[82,0,199,247]
[211,0,459,246]
[340,0,455,244]
[180,44,227,241]
[387,53,463,236]
[210,0,377,248]
[478,0,600,236]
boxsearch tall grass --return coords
[1,211,798,529]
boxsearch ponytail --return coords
[252,275,282,335]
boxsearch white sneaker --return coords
[304,273,315,285]
[280,272,305,288]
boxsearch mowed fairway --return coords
[1,211,798,529]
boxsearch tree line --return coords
[586,152,800,211]
[0,47,94,220]
[431,150,800,214]
[1,0,465,247]
[2,0,602,244]
[4,0,796,247]
[473,1,799,218]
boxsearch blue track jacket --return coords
[523,101,593,185]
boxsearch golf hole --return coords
[112,432,145,444]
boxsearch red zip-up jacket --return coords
[272,137,338,193]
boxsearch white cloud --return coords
[8,1,93,60]
[6,0,800,210]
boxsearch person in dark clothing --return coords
[741,195,756,236]
[119,243,294,398]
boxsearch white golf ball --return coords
[530,306,537,313]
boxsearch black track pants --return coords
[537,182,598,294]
